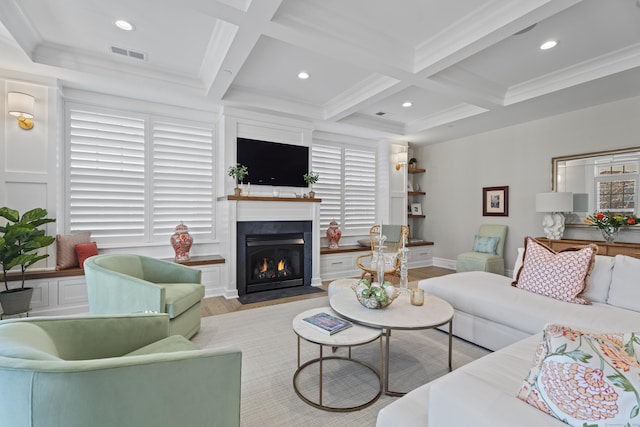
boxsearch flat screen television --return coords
[237,138,309,187]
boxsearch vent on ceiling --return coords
[110,45,147,61]
[375,112,387,116]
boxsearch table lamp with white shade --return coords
[536,192,573,240]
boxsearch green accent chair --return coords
[456,224,508,275]
[0,313,241,427]
[84,254,205,338]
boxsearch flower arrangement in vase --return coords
[303,171,319,198]
[584,211,640,243]
[228,164,248,196]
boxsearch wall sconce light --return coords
[8,92,35,130]
[395,152,408,170]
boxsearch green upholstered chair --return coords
[0,313,241,427]
[84,254,205,338]
[456,224,508,275]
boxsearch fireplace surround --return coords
[237,220,312,296]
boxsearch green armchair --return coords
[0,313,241,427]
[84,254,205,338]
[456,224,508,275]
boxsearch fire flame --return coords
[277,259,285,271]
[260,258,268,273]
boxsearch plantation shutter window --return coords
[311,143,376,234]
[68,109,146,242]
[152,120,214,240]
[66,104,215,245]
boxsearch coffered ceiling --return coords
[1,0,639,144]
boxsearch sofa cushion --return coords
[473,235,499,254]
[518,324,640,426]
[607,255,640,312]
[583,255,615,304]
[419,271,640,337]
[125,335,197,356]
[0,323,60,360]
[162,283,205,318]
[512,247,524,280]
[513,237,596,304]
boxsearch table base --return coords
[293,336,383,412]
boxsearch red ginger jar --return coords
[170,223,193,262]
[326,220,342,249]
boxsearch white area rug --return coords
[192,296,490,427]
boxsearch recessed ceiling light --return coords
[402,101,412,108]
[540,40,557,50]
[115,20,135,31]
[298,71,310,80]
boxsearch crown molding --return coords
[406,103,488,134]
[323,73,401,121]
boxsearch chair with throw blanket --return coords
[84,254,205,338]
[456,224,508,275]
[355,224,409,283]
[0,313,241,427]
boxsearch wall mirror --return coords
[552,147,640,225]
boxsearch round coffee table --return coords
[292,306,383,412]
[330,291,454,396]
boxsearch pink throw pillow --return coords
[512,237,596,304]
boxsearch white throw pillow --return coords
[582,255,615,304]
[607,255,640,311]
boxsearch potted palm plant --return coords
[0,207,55,316]
[228,164,249,196]
[303,172,320,198]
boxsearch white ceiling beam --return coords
[0,0,42,61]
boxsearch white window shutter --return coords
[344,148,376,232]
[152,120,214,240]
[68,108,146,241]
[311,144,343,231]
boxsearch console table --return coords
[536,238,640,259]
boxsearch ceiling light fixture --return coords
[297,71,310,80]
[115,20,135,31]
[402,101,412,108]
[540,40,557,50]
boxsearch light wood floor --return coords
[200,266,454,317]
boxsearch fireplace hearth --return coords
[237,221,312,296]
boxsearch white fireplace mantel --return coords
[225,196,322,299]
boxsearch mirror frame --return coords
[552,146,640,227]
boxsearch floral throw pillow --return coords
[518,324,640,426]
[512,237,597,304]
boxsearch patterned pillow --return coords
[472,235,499,254]
[55,232,91,270]
[518,324,640,426]
[512,237,596,304]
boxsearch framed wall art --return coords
[411,203,423,216]
[482,186,509,216]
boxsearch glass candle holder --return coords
[410,288,424,306]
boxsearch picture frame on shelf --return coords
[407,182,414,192]
[411,203,423,215]
[482,186,509,216]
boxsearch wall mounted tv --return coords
[237,138,309,188]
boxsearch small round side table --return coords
[292,306,382,412]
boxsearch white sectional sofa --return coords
[376,253,640,427]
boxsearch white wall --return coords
[418,95,640,271]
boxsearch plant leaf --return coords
[563,350,592,363]
[0,207,19,223]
